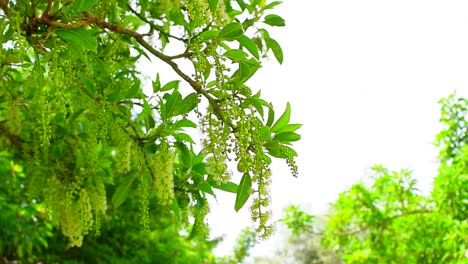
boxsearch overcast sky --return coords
[208,0,468,259]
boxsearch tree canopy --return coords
[276,95,468,263]
[0,0,300,261]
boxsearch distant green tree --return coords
[276,95,468,263]
[253,205,340,264]
[217,227,257,264]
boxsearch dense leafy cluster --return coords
[434,94,468,221]
[0,0,301,258]
[274,95,468,264]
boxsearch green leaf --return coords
[266,105,275,127]
[170,199,181,223]
[174,119,197,128]
[174,133,195,143]
[0,25,13,44]
[235,173,252,211]
[264,1,282,10]
[264,14,286,27]
[209,0,219,12]
[279,123,302,133]
[198,30,219,42]
[224,49,261,68]
[161,80,180,92]
[237,35,260,59]
[217,22,244,41]
[231,62,259,83]
[210,181,238,193]
[173,93,198,116]
[236,0,247,10]
[260,126,271,140]
[273,132,301,143]
[153,73,161,92]
[125,80,141,99]
[78,74,95,95]
[266,145,297,158]
[56,28,97,53]
[164,90,182,119]
[266,37,283,64]
[271,102,290,132]
[112,170,137,208]
[143,99,155,131]
[200,182,215,196]
[224,49,247,60]
[71,0,97,12]
[246,97,265,116]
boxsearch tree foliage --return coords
[0,0,300,259]
[277,95,468,263]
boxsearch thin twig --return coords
[126,4,186,42]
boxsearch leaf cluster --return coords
[0,0,300,253]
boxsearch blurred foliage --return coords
[217,227,257,264]
[273,94,468,264]
[0,151,54,263]
[0,150,219,263]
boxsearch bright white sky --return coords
[208,0,468,259]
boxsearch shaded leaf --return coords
[266,105,275,127]
[56,28,97,53]
[170,199,181,223]
[112,170,137,208]
[78,74,95,95]
[235,173,252,211]
[161,80,180,92]
[209,0,219,12]
[72,0,97,12]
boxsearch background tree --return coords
[274,95,467,263]
[0,0,300,262]
[253,205,340,264]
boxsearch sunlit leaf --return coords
[161,80,180,92]
[217,22,243,41]
[264,14,285,27]
[273,132,301,143]
[266,37,283,64]
[271,102,290,132]
[237,35,260,59]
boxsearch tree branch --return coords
[125,4,186,42]
[25,12,236,129]
[43,0,52,17]
[0,122,24,151]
